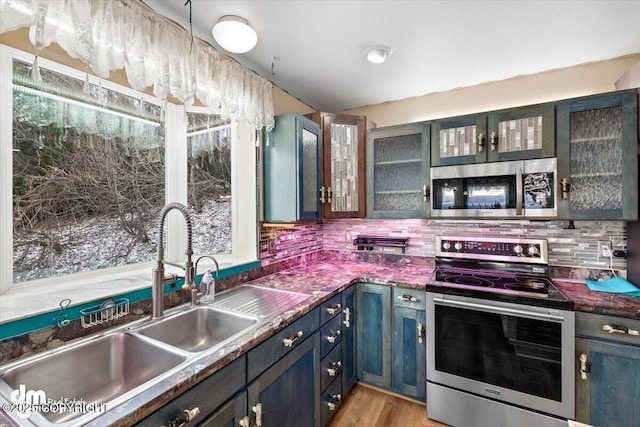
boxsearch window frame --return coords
[0,45,258,299]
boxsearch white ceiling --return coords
[143,0,640,113]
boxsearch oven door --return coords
[426,293,575,419]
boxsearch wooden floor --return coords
[328,383,446,427]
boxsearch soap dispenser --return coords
[199,268,216,303]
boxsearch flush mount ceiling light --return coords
[212,15,258,54]
[363,45,392,64]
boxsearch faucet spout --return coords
[151,202,194,319]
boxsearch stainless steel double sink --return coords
[0,285,310,426]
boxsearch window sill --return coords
[0,256,260,335]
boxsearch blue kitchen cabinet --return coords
[200,390,247,427]
[392,288,426,401]
[247,332,321,427]
[264,113,323,221]
[357,283,392,388]
[341,285,357,396]
[366,122,431,218]
[556,89,639,220]
[575,312,640,427]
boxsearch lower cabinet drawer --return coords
[134,355,246,426]
[321,343,343,392]
[320,314,343,358]
[321,373,343,427]
[248,307,320,381]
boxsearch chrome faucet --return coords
[151,202,195,319]
[192,255,221,305]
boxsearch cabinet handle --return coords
[252,403,263,427]
[327,394,342,411]
[398,294,418,302]
[602,324,639,336]
[489,131,497,151]
[422,184,430,202]
[515,167,523,216]
[417,321,425,344]
[327,187,332,204]
[326,303,341,315]
[579,353,590,380]
[326,329,341,344]
[477,132,485,152]
[560,177,571,200]
[164,406,200,427]
[327,360,342,377]
[343,307,351,328]
[238,416,251,427]
[283,331,303,347]
[319,186,326,204]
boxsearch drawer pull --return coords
[343,307,351,328]
[398,294,418,302]
[326,303,341,315]
[239,416,250,427]
[165,406,200,427]
[602,324,639,336]
[327,360,342,377]
[327,394,342,411]
[283,331,303,347]
[326,329,341,344]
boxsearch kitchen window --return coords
[0,46,258,299]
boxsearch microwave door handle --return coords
[516,166,523,216]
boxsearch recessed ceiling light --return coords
[363,45,392,64]
[212,15,258,54]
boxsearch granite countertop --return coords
[3,258,639,427]
[553,279,640,318]
[0,259,432,427]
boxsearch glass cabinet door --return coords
[298,119,322,220]
[367,122,430,218]
[557,90,638,220]
[431,115,487,166]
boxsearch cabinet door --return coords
[201,390,247,427]
[341,285,357,395]
[557,90,639,220]
[357,283,391,388]
[487,103,555,162]
[319,113,367,219]
[247,332,320,427]
[264,113,322,221]
[431,114,488,165]
[392,306,426,401]
[367,123,430,218]
[575,338,640,427]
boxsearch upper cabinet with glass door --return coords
[306,113,372,219]
[431,103,555,166]
[556,89,639,220]
[264,113,323,221]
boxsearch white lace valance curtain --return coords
[0,0,275,131]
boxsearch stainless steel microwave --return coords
[430,158,557,219]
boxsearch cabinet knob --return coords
[164,407,200,427]
[327,394,342,411]
[477,132,485,152]
[283,330,303,347]
[326,329,341,344]
[423,184,430,202]
[560,177,570,200]
[239,416,251,427]
[579,353,590,380]
[327,360,342,377]
[327,187,333,204]
[326,303,341,315]
[252,403,263,427]
[489,131,498,151]
[319,186,326,204]
[417,321,425,344]
[398,294,418,302]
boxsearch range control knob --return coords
[528,245,540,256]
[442,241,451,250]
[454,242,463,251]
[513,244,523,255]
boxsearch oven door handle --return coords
[516,166,523,216]
[433,296,566,322]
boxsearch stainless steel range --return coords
[426,236,575,427]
